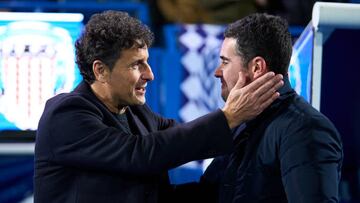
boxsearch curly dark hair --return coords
[75,10,154,83]
[224,13,292,75]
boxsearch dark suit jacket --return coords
[34,81,233,203]
[173,78,343,203]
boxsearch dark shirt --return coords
[112,112,132,134]
[172,77,343,203]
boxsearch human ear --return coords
[249,56,268,79]
[92,60,108,83]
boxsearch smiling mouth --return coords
[135,87,146,94]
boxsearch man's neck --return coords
[90,82,126,114]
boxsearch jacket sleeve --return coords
[37,95,233,176]
[279,117,343,203]
[164,156,228,203]
[136,103,177,130]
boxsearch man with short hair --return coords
[173,13,343,203]
[34,11,283,203]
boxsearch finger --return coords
[242,72,276,92]
[258,92,280,111]
[257,79,284,103]
[252,74,283,97]
[273,79,284,91]
[232,72,248,90]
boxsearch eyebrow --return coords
[220,56,230,61]
[129,59,144,66]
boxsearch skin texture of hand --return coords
[222,72,283,128]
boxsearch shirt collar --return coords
[278,75,294,97]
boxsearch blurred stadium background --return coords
[0,0,359,202]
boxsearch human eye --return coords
[130,61,140,70]
[221,60,229,65]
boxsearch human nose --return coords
[142,64,154,81]
[214,66,222,78]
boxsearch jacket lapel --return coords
[126,108,150,136]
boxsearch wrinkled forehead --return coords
[118,43,149,62]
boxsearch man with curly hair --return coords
[172,13,343,203]
[34,11,283,203]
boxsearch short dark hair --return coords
[75,10,154,83]
[224,13,292,75]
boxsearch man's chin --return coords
[221,92,228,102]
[135,98,146,105]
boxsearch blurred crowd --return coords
[147,0,348,26]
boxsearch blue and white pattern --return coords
[178,24,225,122]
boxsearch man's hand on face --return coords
[222,72,283,128]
